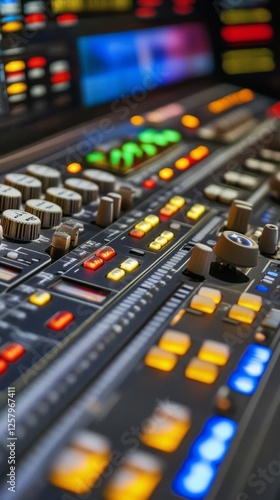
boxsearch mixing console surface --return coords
[0,83,280,500]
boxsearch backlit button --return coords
[187,204,206,220]
[120,258,139,272]
[142,179,156,189]
[29,291,51,306]
[159,329,191,355]
[190,295,216,314]
[238,292,262,312]
[169,196,185,208]
[135,220,152,233]
[185,358,219,384]
[161,230,174,241]
[158,167,174,181]
[228,305,255,324]
[47,311,74,331]
[198,287,222,305]
[130,228,145,239]
[0,359,8,374]
[144,214,160,227]
[95,246,116,261]
[174,157,191,171]
[198,340,230,366]
[149,241,162,251]
[83,256,103,271]
[145,346,178,372]
[159,205,177,217]
[1,343,25,362]
[154,236,168,247]
[107,268,125,281]
[140,401,191,453]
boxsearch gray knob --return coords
[5,173,42,201]
[270,172,280,199]
[1,209,41,241]
[0,184,22,211]
[214,231,259,267]
[64,178,99,204]
[51,231,71,252]
[187,243,213,277]
[227,199,252,234]
[26,164,61,192]
[96,196,114,227]
[82,170,116,193]
[25,199,62,228]
[46,187,82,215]
[107,192,122,220]
[119,185,133,210]
[259,224,279,255]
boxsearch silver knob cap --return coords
[1,209,41,241]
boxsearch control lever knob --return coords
[107,192,122,220]
[96,196,114,227]
[119,185,134,210]
[259,224,279,255]
[186,243,213,277]
[227,199,252,234]
[214,231,259,268]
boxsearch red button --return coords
[0,359,8,374]
[1,344,25,363]
[129,229,145,239]
[83,256,104,271]
[47,311,74,331]
[142,179,156,189]
[95,246,116,261]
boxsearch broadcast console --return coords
[1,1,280,499]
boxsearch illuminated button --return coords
[187,204,206,220]
[238,292,262,312]
[83,256,103,271]
[1,344,25,362]
[190,145,209,161]
[47,311,74,331]
[154,236,168,247]
[198,340,230,367]
[135,220,152,233]
[228,305,256,324]
[130,228,145,239]
[130,115,145,126]
[149,241,162,251]
[140,401,191,453]
[145,346,178,372]
[181,114,200,129]
[5,61,26,73]
[159,205,177,218]
[169,195,185,208]
[185,358,219,384]
[158,168,174,181]
[0,359,8,374]
[7,83,27,96]
[190,295,216,314]
[95,246,116,261]
[144,214,159,227]
[170,309,186,327]
[142,178,156,189]
[67,163,82,174]
[175,157,191,171]
[198,287,222,304]
[228,372,258,395]
[29,291,51,306]
[120,258,139,272]
[192,435,227,464]
[159,329,191,355]
[107,268,125,281]
[160,230,174,241]
[172,460,216,499]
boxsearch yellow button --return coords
[187,204,206,220]
[160,230,174,241]
[181,114,200,129]
[2,21,23,33]
[145,346,178,372]
[7,83,27,96]
[120,258,139,272]
[5,60,26,73]
[135,220,152,233]
[228,304,256,324]
[185,358,219,384]
[159,167,174,181]
[198,287,222,305]
[175,157,191,171]
[149,241,162,251]
[238,292,262,312]
[140,401,191,452]
[67,163,82,174]
[159,329,191,355]
[154,236,168,247]
[29,291,51,307]
[198,340,230,366]
[144,214,160,227]
[169,195,185,208]
[190,295,216,314]
[107,268,125,281]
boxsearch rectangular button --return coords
[160,204,177,217]
[130,229,145,239]
[95,246,116,261]
[261,309,280,330]
[190,295,216,314]
[145,346,178,372]
[83,256,104,271]
[47,311,74,331]
[198,287,222,304]
[149,241,162,251]
[159,330,191,355]
[135,221,152,233]
[120,258,139,272]
[29,291,51,306]
[144,214,160,227]
[198,340,230,366]
[161,230,174,241]
[0,359,8,374]
[228,305,255,324]
[154,236,168,247]
[169,196,185,208]
[1,343,25,362]
[107,268,125,281]
[238,292,262,312]
[185,357,219,384]
[186,204,206,220]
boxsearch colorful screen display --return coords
[78,23,214,107]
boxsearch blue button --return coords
[267,271,278,277]
[228,372,259,395]
[191,435,227,464]
[172,461,216,499]
[245,345,272,364]
[239,359,265,378]
[205,416,237,442]
[256,285,269,292]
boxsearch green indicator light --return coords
[162,129,182,143]
[141,144,157,157]
[138,129,157,143]
[122,142,143,158]
[110,148,123,168]
[123,151,135,169]
[86,151,106,163]
[153,133,169,147]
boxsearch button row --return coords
[159,195,185,218]
[149,230,174,251]
[0,343,26,375]
[107,258,139,281]
[228,344,272,395]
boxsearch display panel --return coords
[78,23,214,107]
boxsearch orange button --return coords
[174,157,191,171]
[47,311,74,331]
[130,229,145,239]
[67,163,82,174]
[83,256,104,270]
[0,359,8,374]
[158,168,174,181]
[142,179,156,189]
[95,246,116,261]
[1,344,25,363]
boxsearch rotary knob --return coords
[26,164,61,192]
[0,184,22,211]
[259,224,279,255]
[5,173,42,202]
[214,231,259,268]
[227,199,252,234]
[25,199,62,228]
[96,196,114,227]
[186,243,213,278]
[64,178,99,204]
[82,169,116,193]
[1,209,41,241]
[45,187,82,215]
